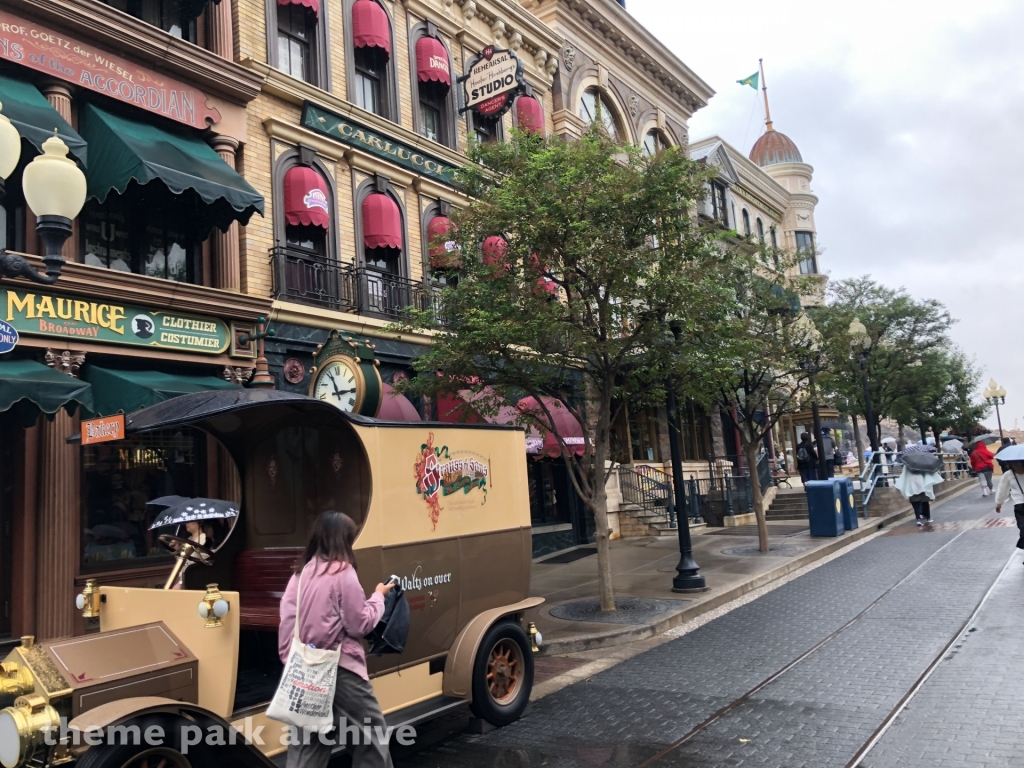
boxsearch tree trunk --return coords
[744,439,769,553]
[591,384,616,612]
[852,413,865,473]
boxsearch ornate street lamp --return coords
[0,105,87,284]
[848,319,879,453]
[983,379,1007,439]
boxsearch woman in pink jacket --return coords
[278,512,394,768]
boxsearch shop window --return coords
[103,0,199,43]
[81,428,207,568]
[528,461,573,526]
[796,230,817,274]
[81,187,202,284]
[579,88,620,141]
[629,407,661,463]
[277,4,317,82]
[679,401,712,462]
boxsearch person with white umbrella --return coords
[994,444,1024,556]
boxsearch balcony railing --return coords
[271,247,446,324]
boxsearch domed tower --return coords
[748,65,820,279]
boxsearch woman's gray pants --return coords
[286,668,395,768]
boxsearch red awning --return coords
[528,253,557,295]
[352,0,391,56]
[482,235,509,271]
[363,193,402,250]
[438,388,543,443]
[377,382,421,421]
[283,166,330,229]
[427,216,459,269]
[416,37,451,86]
[515,95,544,136]
[278,0,319,17]
[518,396,586,457]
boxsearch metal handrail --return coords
[619,465,676,528]
[859,451,967,515]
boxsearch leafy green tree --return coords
[392,127,732,611]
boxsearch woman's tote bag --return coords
[267,571,340,733]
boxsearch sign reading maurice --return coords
[460,46,523,117]
[4,289,230,355]
[0,11,221,129]
[302,103,460,188]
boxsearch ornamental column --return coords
[35,349,85,641]
[209,135,241,291]
[40,82,78,262]
[208,0,235,61]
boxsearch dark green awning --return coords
[79,103,264,232]
[0,73,87,165]
[0,359,94,426]
[83,365,238,417]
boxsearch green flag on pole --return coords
[737,72,759,89]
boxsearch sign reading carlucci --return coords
[303,103,460,188]
[0,10,221,129]
[4,289,230,355]
[460,46,523,117]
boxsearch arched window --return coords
[742,209,751,237]
[756,218,765,243]
[770,226,777,248]
[579,88,620,140]
[358,177,407,317]
[412,25,456,148]
[349,0,395,120]
[642,130,667,156]
[269,0,328,87]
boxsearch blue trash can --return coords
[836,476,858,531]
[806,480,844,537]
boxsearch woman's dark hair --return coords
[297,511,358,574]
[800,432,811,441]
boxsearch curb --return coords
[537,480,973,656]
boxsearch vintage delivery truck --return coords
[0,388,542,767]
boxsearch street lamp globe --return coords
[0,102,22,189]
[21,131,87,279]
[847,318,871,349]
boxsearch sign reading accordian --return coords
[302,103,460,188]
[4,289,230,355]
[460,46,523,118]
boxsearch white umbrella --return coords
[881,436,897,445]
[943,438,964,453]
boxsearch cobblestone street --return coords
[393,488,1021,767]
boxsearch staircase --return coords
[764,488,809,521]
[617,466,675,537]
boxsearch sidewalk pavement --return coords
[526,478,973,655]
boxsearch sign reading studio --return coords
[460,46,524,118]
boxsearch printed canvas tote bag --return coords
[267,570,340,732]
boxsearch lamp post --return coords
[667,321,706,593]
[0,104,87,284]
[983,379,1007,439]
[848,319,878,453]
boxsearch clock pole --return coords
[242,317,276,389]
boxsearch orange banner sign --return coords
[81,414,125,445]
[0,11,221,129]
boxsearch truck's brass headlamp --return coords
[0,694,60,768]
[0,662,33,698]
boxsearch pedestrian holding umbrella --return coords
[993,445,1024,559]
[895,451,944,526]
[970,439,996,497]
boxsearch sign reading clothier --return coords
[4,289,230,355]
[302,103,460,188]
[0,10,221,129]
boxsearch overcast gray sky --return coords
[629,0,1021,431]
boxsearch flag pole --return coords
[759,58,773,131]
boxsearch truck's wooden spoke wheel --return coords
[119,748,191,768]
[486,638,524,703]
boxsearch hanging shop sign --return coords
[460,46,523,118]
[3,289,230,355]
[81,414,125,445]
[0,318,18,353]
[302,103,460,188]
[0,10,221,129]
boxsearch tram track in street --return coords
[634,519,1013,768]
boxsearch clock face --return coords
[313,358,362,412]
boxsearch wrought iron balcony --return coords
[270,247,446,324]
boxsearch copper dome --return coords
[749,129,802,167]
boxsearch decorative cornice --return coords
[4,252,275,322]
[44,349,86,377]
[7,0,265,104]
[223,366,255,385]
[271,301,439,345]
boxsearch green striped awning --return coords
[0,73,87,164]
[82,365,238,417]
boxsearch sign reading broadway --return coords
[4,289,230,355]
[302,103,460,188]
[460,46,523,117]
